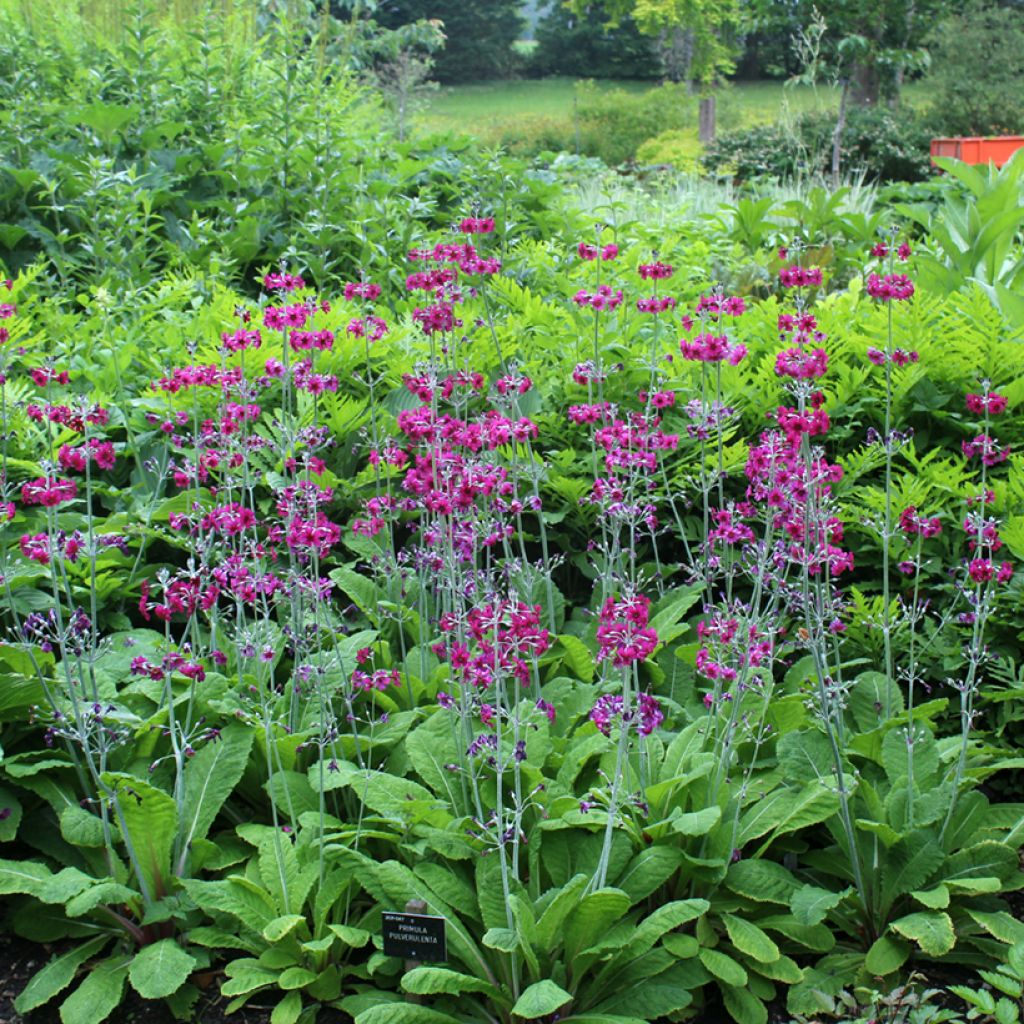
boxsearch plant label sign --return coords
[382,910,447,962]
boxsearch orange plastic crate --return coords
[930,136,1024,167]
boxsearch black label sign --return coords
[382,911,447,962]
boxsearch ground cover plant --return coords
[1,4,1024,1024]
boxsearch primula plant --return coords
[0,85,1023,1024]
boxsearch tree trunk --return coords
[851,61,880,106]
[832,77,851,188]
[699,95,716,144]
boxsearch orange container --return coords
[930,136,1024,167]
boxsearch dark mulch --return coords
[0,933,274,1024]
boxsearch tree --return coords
[529,2,660,79]
[745,0,949,106]
[370,0,524,83]
[925,1,1024,134]
[566,0,742,86]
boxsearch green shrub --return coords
[575,80,695,165]
[703,106,935,184]
[925,2,1024,136]
[476,82,696,165]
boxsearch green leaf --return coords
[221,958,279,997]
[737,782,838,848]
[967,909,1024,946]
[128,939,197,999]
[880,835,945,910]
[616,899,709,962]
[721,983,768,1024]
[698,947,747,986]
[355,1007,462,1024]
[564,889,631,956]
[726,860,801,904]
[791,885,849,926]
[179,725,254,858]
[865,934,910,976]
[512,980,573,1019]
[101,773,178,903]
[613,847,682,902]
[555,634,595,682]
[59,806,107,848]
[14,936,110,1013]
[59,956,130,1024]
[278,966,318,990]
[0,784,22,840]
[65,881,139,918]
[910,885,950,909]
[722,914,780,963]
[401,967,499,999]
[0,858,52,896]
[890,911,956,956]
[271,991,303,1024]
[263,915,306,943]
[670,806,722,836]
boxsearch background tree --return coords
[566,0,742,86]
[369,0,524,83]
[744,0,949,105]
[924,1,1024,134]
[529,2,660,79]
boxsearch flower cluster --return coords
[578,242,618,261]
[573,286,624,311]
[595,594,659,667]
[866,273,914,301]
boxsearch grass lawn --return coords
[418,76,927,144]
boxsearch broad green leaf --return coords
[910,885,950,909]
[778,730,835,783]
[613,847,682,902]
[791,885,849,926]
[670,806,721,836]
[721,983,767,1024]
[758,914,835,952]
[59,806,107,848]
[534,874,590,951]
[59,956,130,1024]
[65,881,138,918]
[0,784,22,840]
[890,911,956,956]
[263,915,306,942]
[698,947,747,986]
[14,936,109,1013]
[750,953,804,984]
[564,889,631,956]
[355,1007,462,1024]
[865,934,910,975]
[849,672,904,732]
[967,909,1024,946]
[0,858,52,896]
[722,914,780,963]
[221,958,279,997]
[278,966,317,989]
[615,899,709,962]
[271,990,303,1024]
[596,978,694,1017]
[880,835,945,911]
[401,967,499,999]
[128,939,197,999]
[555,633,595,682]
[511,980,573,1019]
[101,773,177,903]
[179,725,254,858]
[737,782,838,848]
[726,860,801,904]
